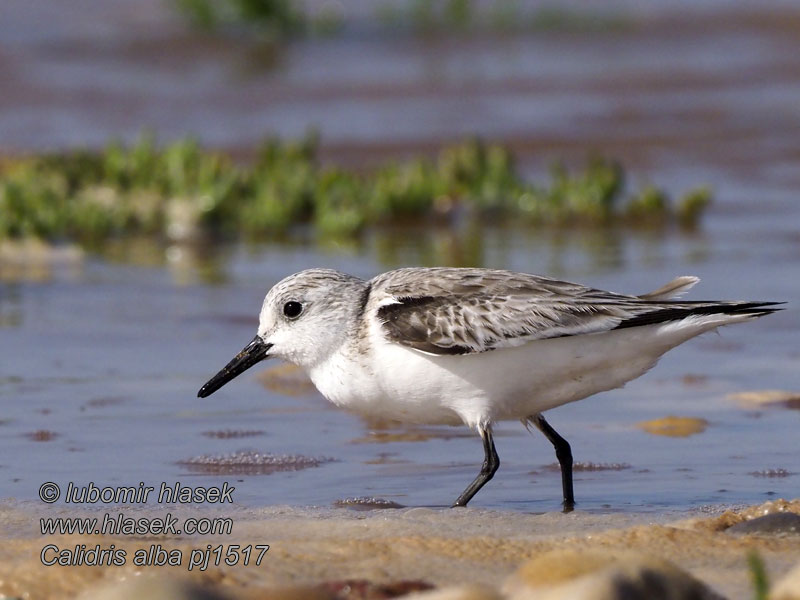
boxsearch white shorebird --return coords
[198,268,780,509]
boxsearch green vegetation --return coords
[747,551,769,600]
[378,1,631,34]
[0,134,710,246]
[172,0,346,38]
[173,0,306,37]
[172,0,629,38]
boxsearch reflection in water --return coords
[0,284,22,327]
[373,223,486,267]
[165,243,229,286]
[0,223,712,287]
[0,240,84,283]
[240,39,288,74]
[543,227,626,274]
[370,223,685,275]
[350,426,475,444]
[94,237,165,268]
[95,236,231,285]
[683,237,712,265]
[257,362,317,396]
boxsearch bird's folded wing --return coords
[372,269,779,356]
[377,293,637,355]
[373,269,643,355]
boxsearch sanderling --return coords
[198,267,781,509]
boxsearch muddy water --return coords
[1,1,799,512]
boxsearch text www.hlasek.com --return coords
[41,512,233,536]
[39,481,269,571]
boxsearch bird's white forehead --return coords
[258,268,365,328]
[264,269,354,304]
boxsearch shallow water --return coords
[1,1,799,513]
[0,206,797,512]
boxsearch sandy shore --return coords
[1,498,798,599]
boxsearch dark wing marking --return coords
[378,296,473,355]
[355,282,372,322]
[612,301,784,330]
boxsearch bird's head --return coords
[197,269,367,398]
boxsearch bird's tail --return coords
[638,276,699,300]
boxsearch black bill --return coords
[197,336,272,398]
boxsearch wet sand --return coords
[1,499,799,599]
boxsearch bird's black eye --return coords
[283,301,303,319]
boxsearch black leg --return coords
[531,413,575,512]
[452,426,499,507]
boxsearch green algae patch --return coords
[0,136,710,246]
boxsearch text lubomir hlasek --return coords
[63,482,234,504]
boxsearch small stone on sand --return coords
[78,575,230,600]
[726,512,800,537]
[503,550,721,600]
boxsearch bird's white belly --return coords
[307,321,710,430]
[307,345,465,425]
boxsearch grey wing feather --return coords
[371,268,778,356]
[372,268,642,355]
